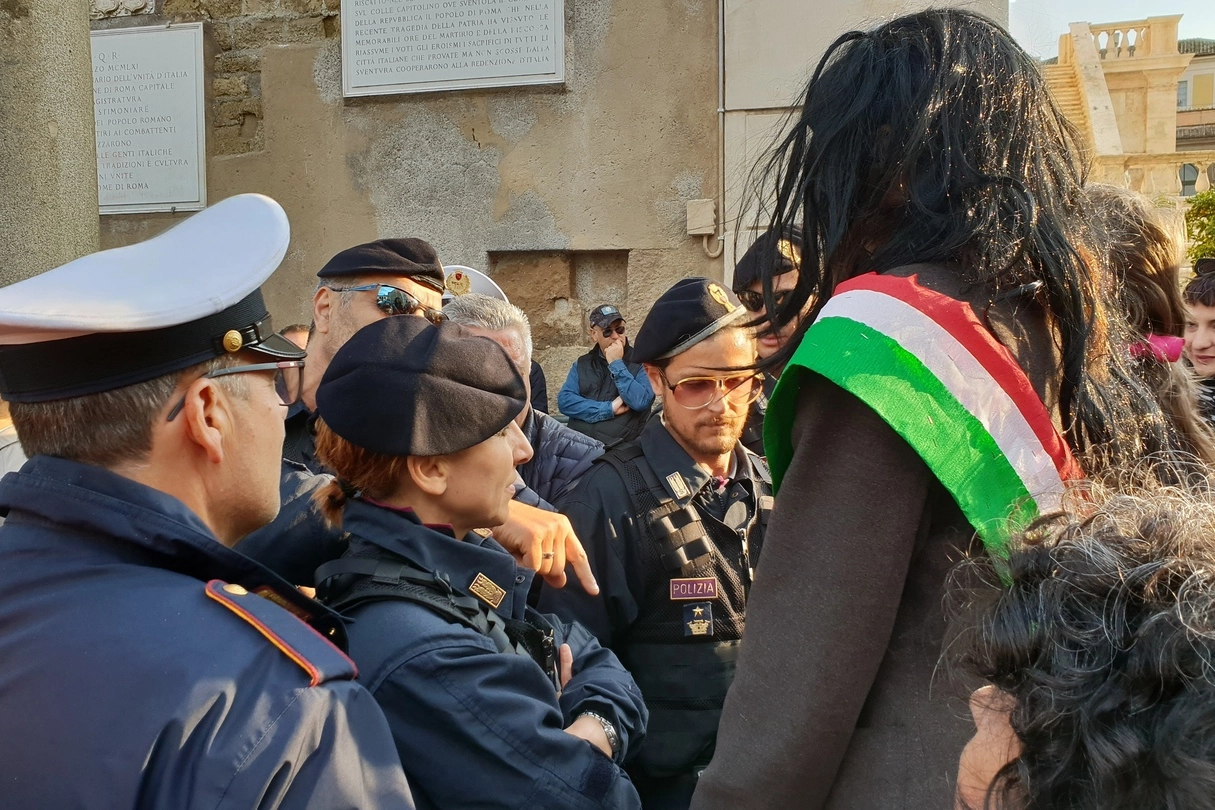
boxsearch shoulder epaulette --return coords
[205,579,357,686]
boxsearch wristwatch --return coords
[579,711,621,758]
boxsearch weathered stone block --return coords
[215,48,260,73]
[280,0,323,15]
[161,0,202,14]
[201,0,241,18]
[231,17,282,49]
[243,0,278,15]
[211,74,248,97]
[284,15,325,42]
[214,97,262,126]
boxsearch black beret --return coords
[632,278,748,364]
[315,317,526,457]
[732,226,803,292]
[317,238,446,294]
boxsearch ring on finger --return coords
[542,551,555,560]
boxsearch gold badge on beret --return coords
[445,271,471,296]
[707,283,734,311]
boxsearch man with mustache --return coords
[539,278,773,810]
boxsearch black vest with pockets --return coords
[566,348,650,446]
[599,444,771,782]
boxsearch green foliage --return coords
[1187,189,1215,264]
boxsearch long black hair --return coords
[748,9,1174,469]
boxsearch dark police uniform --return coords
[539,279,773,809]
[0,457,412,808]
[539,420,771,807]
[0,194,413,808]
[320,500,648,809]
[310,314,649,809]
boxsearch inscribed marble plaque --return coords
[342,0,564,97]
[91,24,206,214]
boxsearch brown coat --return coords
[691,265,1061,809]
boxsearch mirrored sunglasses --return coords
[334,283,447,325]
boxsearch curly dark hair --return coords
[746,9,1177,472]
[953,488,1215,809]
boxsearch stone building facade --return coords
[88,0,1005,388]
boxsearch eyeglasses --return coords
[166,361,305,422]
[736,289,791,314]
[599,325,626,338]
[331,283,447,325]
[659,370,763,410]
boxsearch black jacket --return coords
[515,407,605,510]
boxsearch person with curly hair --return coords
[694,10,1188,809]
[953,486,1215,809]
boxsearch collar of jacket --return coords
[636,417,758,506]
[0,454,343,637]
[341,497,531,619]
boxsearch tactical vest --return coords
[315,547,561,691]
[567,348,649,446]
[599,445,772,783]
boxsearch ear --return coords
[407,454,449,497]
[313,286,336,336]
[176,379,235,465]
[643,363,664,403]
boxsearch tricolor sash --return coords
[765,273,1082,559]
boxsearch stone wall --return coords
[92,0,720,392]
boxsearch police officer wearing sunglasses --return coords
[539,278,773,810]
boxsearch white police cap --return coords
[442,265,508,305]
[0,193,304,403]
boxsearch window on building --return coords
[1181,163,1199,197]
[1179,80,1190,110]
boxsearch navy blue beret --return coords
[317,238,446,294]
[315,317,526,457]
[731,226,803,292]
[631,278,747,364]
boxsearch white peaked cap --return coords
[442,265,509,304]
[0,193,303,402]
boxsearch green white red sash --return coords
[765,273,1082,559]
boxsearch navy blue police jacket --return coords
[0,455,414,809]
[329,498,648,809]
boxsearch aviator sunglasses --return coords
[331,283,447,325]
[658,369,764,410]
[599,325,626,338]
[166,360,305,422]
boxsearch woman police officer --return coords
[310,315,647,809]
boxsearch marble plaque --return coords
[91,24,206,214]
[342,0,564,97]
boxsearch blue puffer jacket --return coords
[515,408,605,511]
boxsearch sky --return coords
[1010,0,1215,59]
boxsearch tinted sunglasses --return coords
[599,325,626,337]
[333,283,447,325]
[735,289,791,314]
[659,370,763,410]
[166,360,305,422]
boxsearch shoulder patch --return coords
[205,580,357,687]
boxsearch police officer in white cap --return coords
[0,195,414,808]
